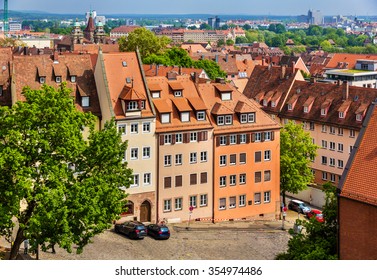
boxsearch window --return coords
[356,114,362,122]
[254,193,261,205]
[322,171,328,181]
[230,134,237,144]
[130,148,138,160]
[164,199,171,212]
[329,126,335,134]
[264,131,272,141]
[200,194,207,206]
[349,145,354,154]
[338,127,343,136]
[349,129,355,138]
[304,106,308,113]
[240,153,246,164]
[140,101,145,109]
[55,76,61,83]
[200,172,207,184]
[240,114,247,123]
[239,195,246,207]
[264,150,271,161]
[219,198,226,210]
[130,123,138,134]
[161,113,170,123]
[197,111,205,120]
[181,112,190,122]
[219,136,227,145]
[118,124,126,134]
[175,154,182,165]
[264,170,271,182]
[164,177,171,188]
[321,124,327,133]
[255,132,262,142]
[321,156,327,165]
[189,196,197,208]
[190,132,197,142]
[264,191,271,203]
[255,171,262,183]
[329,142,335,150]
[321,140,328,149]
[190,174,197,185]
[248,113,255,123]
[164,155,172,166]
[271,101,276,108]
[175,198,182,210]
[288,104,293,111]
[339,112,344,119]
[152,91,160,98]
[321,108,326,116]
[144,173,151,185]
[229,196,236,208]
[230,175,236,186]
[82,96,89,107]
[174,90,182,97]
[217,115,225,125]
[338,160,344,169]
[225,115,232,124]
[127,101,138,111]
[330,173,336,182]
[200,151,207,162]
[39,76,46,84]
[220,176,226,187]
[221,92,231,100]
[330,158,335,166]
[142,147,150,159]
[309,122,315,131]
[142,122,151,133]
[240,134,247,143]
[338,143,344,152]
[220,155,227,166]
[230,154,236,165]
[239,174,246,184]
[190,152,197,163]
[255,151,261,163]
[175,133,183,143]
[70,75,76,83]
[164,134,172,144]
[132,174,139,187]
[175,175,182,187]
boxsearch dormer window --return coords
[161,113,170,123]
[339,112,344,119]
[82,96,89,107]
[356,114,363,122]
[197,111,205,121]
[39,76,46,84]
[240,113,255,123]
[321,108,327,116]
[225,115,232,125]
[271,101,276,108]
[181,112,190,122]
[71,75,76,83]
[217,115,225,125]
[263,99,268,107]
[304,106,308,113]
[221,92,231,101]
[288,104,292,111]
[152,91,160,98]
[56,76,62,83]
[140,101,145,109]
[174,90,182,97]
[127,101,138,111]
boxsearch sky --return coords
[8,0,377,16]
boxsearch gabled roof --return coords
[172,98,192,112]
[326,53,377,70]
[119,86,145,101]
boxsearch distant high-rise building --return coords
[308,9,324,25]
[208,16,220,29]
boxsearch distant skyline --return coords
[8,0,377,16]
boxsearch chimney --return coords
[291,61,295,74]
[192,72,199,84]
[53,51,59,63]
[179,66,182,75]
[343,81,349,100]
[225,54,228,62]
[156,64,159,76]
[262,58,265,66]
[281,65,286,79]
[215,54,218,63]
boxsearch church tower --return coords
[71,19,84,49]
[94,21,106,44]
[84,11,95,42]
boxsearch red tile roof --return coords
[326,53,377,70]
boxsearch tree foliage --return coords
[276,182,338,260]
[280,121,318,204]
[0,84,132,259]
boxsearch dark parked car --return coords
[146,224,170,240]
[114,221,147,239]
[288,199,311,214]
[306,209,324,223]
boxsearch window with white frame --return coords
[339,112,344,119]
[263,99,268,107]
[239,195,246,207]
[321,156,327,165]
[140,101,145,109]
[229,196,236,208]
[127,101,138,111]
[220,176,226,187]
[130,123,138,134]
[322,140,327,149]
[200,151,207,162]
[200,194,207,207]
[175,154,182,165]
[349,129,355,138]
[264,170,271,181]
[190,152,197,163]
[248,113,255,123]
[118,124,126,134]
[190,132,197,142]
[225,115,232,125]
[240,153,246,164]
[230,134,237,144]
[255,132,261,142]
[219,198,226,210]
[217,115,225,125]
[132,174,139,187]
[322,124,327,133]
[330,158,335,166]
[161,113,170,123]
[181,112,190,122]
[329,126,335,134]
[164,134,172,144]
[229,175,236,186]
[329,142,335,150]
[130,148,138,160]
[175,198,182,210]
[310,122,315,131]
[221,92,231,100]
[254,192,261,204]
[264,150,271,161]
[164,155,172,166]
[175,133,183,143]
[142,122,151,133]
[239,174,246,184]
[330,173,336,182]
[338,160,344,169]
[288,104,292,111]
[304,106,308,113]
[189,196,197,208]
[70,75,76,83]
[220,155,227,166]
[164,199,171,212]
[338,143,344,152]
[264,191,271,203]
[264,131,272,141]
[240,114,247,123]
[55,76,61,83]
[321,108,326,115]
[322,171,328,180]
[82,96,90,107]
[338,127,343,136]
[143,147,150,159]
[271,101,276,108]
[143,173,151,185]
[240,134,247,143]
[356,114,362,121]
[152,91,160,98]
[230,154,236,165]
[197,111,205,121]
[219,136,227,145]
[39,76,46,84]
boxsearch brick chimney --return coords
[291,61,295,74]
[281,65,286,79]
[343,81,349,100]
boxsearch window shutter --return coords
[175,175,182,187]
[159,135,164,145]
[184,133,189,143]
[172,134,176,144]
[271,131,275,141]
[203,131,208,141]
[216,136,220,147]
[226,136,230,145]
[190,174,197,185]
[198,131,203,142]
[164,177,171,188]
[200,172,207,184]
[261,132,265,142]
[230,154,236,164]
[246,134,250,143]
[251,133,255,143]
[237,135,241,144]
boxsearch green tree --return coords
[275,23,286,34]
[226,39,234,46]
[276,182,338,260]
[217,39,225,47]
[118,27,171,59]
[200,23,212,30]
[0,84,132,259]
[280,121,318,205]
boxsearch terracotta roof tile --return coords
[168,82,184,91]
[326,53,377,69]
[172,98,192,112]
[187,97,207,111]
[153,99,172,113]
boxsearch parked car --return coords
[147,224,170,240]
[114,221,147,239]
[306,209,324,223]
[288,199,311,214]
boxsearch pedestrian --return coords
[24,239,29,255]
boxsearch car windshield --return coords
[160,227,169,232]
[136,225,145,230]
